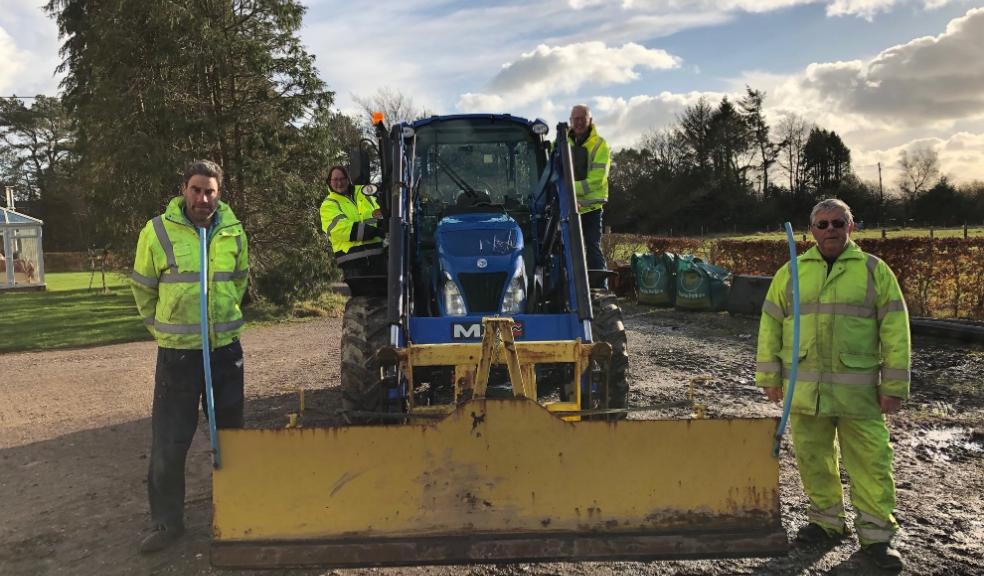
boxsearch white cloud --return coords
[853,131,984,187]
[591,91,727,147]
[826,0,961,20]
[796,7,984,123]
[0,4,63,96]
[0,26,27,94]
[458,42,680,111]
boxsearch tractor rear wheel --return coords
[591,291,629,414]
[340,296,389,422]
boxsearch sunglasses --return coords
[813,219,846,230]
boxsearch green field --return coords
[0,272,346,353]
[729,226,984,242]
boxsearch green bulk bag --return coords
[675,255,731,311]
[631,252,676,306]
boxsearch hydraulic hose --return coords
[773,221,800,458]
[199,227,220,468]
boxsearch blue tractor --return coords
[210,113,787,569]
[340,113,628,419]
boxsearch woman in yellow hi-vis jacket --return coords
[756,199,910,571]
[319,165,385,296]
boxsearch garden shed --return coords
[1,206,46,290]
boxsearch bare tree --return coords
[642,128,686,176]
[775,113,811,195]
[897,145,941,205]
[352,86,431,128]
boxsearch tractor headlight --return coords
[501,259,527,314]
[442,273,467,316]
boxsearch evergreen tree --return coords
[45,0,347,302]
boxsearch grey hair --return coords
[182,159,224,188]
[810,198,853,225]
[571,104,591,118]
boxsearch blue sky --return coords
[2,0,983,186]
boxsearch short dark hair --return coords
[183,160,224,188]
[327,165,350,183]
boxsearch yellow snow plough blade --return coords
[211,401,786,568]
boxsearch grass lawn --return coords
[729,226,984,241]
[0,272,347,353]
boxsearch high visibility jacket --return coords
[568,124,610,215]
[131,197,249,350]
[319,186,384,264]
[755,241,910,419]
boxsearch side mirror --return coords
[572,146,588,181]
[348,146,371,186]
[361,184,378,196]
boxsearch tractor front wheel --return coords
[591,291,629,414]
[340,296,389,422]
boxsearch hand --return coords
[764,387,783,403]
[879,394,902,414]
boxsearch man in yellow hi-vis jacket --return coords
[756,198,909,570]
[568,104,610,289]
[319,165,385,296]
[131,160,249,554]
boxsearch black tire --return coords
[340,296,389,421]
[591,291,629,412]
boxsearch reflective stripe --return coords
[154,321,200,334]
[757,361,781,374]
[160,272,199,283]
[857,510,891,526]
[154,319,244,335]
[857,526,895,542]
[589,139,603,161]
[356,221,367,241]
[578,179,590,197]
[234,234,243,267]
[143,315,155,326]
[798,302,876,318]
[865,254,879,308]
[131,271,158,288]
[325,214,345,234]
[213,271,248,281]
[214,319,245,332]
[151,216,177,272]
[809,503,846,528]
[784,277,792,317]
[789,368,879,386]
[590,162,607,170]
[881,367,910,381]
[581,197,605,207]
[762,300,784,321]
[335,246,385,264]
[878,299,906,320]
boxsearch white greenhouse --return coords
[1,206,46,290]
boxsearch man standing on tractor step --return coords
[756,198,910,571]
[568,104,611,289]
[131,160,249,554]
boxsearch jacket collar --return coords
[568,123,597,145]
[802,239,863,262]
[165,196,239,228]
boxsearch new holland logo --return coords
[451,321,525,339]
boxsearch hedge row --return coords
[608,234,984,320]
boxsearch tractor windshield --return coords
[411,119,543,212]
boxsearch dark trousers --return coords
[148,340,244,530]
[580,208,607,289]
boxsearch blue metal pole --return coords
[199,227,220,468]
[773,222,801,457]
